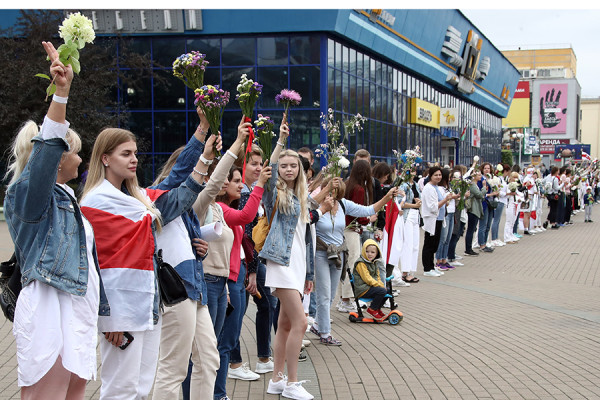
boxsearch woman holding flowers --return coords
[261,116,331,400]
[4,41,104,400]
[504,172,523,244]
[465,170,486,256]
[435,169,459,271]
[477,163,498,252]
[80,101,215,400]
[398,169,422,282]
[490,164,511,247]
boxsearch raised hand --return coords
[42,41,73,94]
[257,161,272,186]
[540,89,567,129]
[236,116,251,144]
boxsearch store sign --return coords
[539,138,569,154]
[539,83,568,134]
[83,10,203,33]
[440,107,459,127]
[409,98,440,129]
[514,81,530,99]
[523,135,539,155]
[471,127,480,148]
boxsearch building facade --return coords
[581,98,600,158]
[1,9,520,183]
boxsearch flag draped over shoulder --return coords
[81,179,167,332]
[381,198,404,267]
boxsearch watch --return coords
[199,154,213,166]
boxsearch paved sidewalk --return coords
[1,209,600,399]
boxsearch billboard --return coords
[539,83,568,134]
[503,81,530,128]
[540,138,569,154]
[553,144,591,161]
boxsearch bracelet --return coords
[226,150,238,160]
[199,154,213,166]
[52,94,68,104]
[277,141,285,147]
[193,167,208,176]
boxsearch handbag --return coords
[0,253,21,322]
[486,197,498,209]
[156,249,187,306]
[252,194,279,252]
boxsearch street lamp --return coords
[510,131,524,167]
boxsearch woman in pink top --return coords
[213,164,271,399]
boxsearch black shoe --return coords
[464,250,479,256]
[551,225,559,229]
[299,349,307,362]
[543,221,549,229]
[590,220,594,223]
[482,246,494,253]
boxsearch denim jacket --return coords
[151,136,208,305]
[4,125,110,316]
[258,162,316,281]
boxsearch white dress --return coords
[13,184,100,387]
[265,217,307,295]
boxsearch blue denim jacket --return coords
[258,162,315,281]
[151,136,208,305]
[4,133,110,316]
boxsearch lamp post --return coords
[510,131,524,167]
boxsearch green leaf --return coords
[68,41,79,53]
[78,37,86,49]
[56,43,68,53]
[71,57,81,74]
[46,83,57,97]
[35,73,51,80]
[71,48,79,60]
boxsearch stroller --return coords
[347,263,403,325]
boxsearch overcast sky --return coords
[461,9,600,98]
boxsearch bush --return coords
[501,150,513,166]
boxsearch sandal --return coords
[320,335,342,346]
[403,276,420,283]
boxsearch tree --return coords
[0,10,158,189]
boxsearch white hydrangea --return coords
[59,12,95,48]
[338,157,350,169]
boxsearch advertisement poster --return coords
[553,144,591,161]
[539,83,568,134]
[540,138,569,154]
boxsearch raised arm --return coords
[269,113,290,165]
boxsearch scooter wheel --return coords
[388,313,401,325]
[349,313,358,323]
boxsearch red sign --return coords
[539,138,569,154]
[513,81,530,99]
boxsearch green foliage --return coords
[501,149,513,166]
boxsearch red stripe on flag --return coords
[145,188,168,202]
[384,199,399,265]
[81,207,156,271]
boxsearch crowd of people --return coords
[3,42,598,400]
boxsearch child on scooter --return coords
[352,239,388,320]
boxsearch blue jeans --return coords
[314,250,343,336]
[448,219,465,260]
[183,274,227,400]
[231,260,277,361]
[435,212,454,260]
[465,212,479,252]
[478,206,493,246]
[491,202,505,240]
[214,263,247,399]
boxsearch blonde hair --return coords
[6,120,81,185]
[509,171,520,181]
[153,146,185,186]
[82,128,162,229]
[277,149,309,223]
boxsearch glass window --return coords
[369,83,376,120]
[222,67,255,110]
[186,38,221,66]
[335,42,342,71]
[203,67,221,87]
[327,68,335,109]
[152,38,185,68]
[349,75,357,115]
[257,66,288,109]
[361,78,369,117]
[136,153,156,188]
[154,112,187,153]
[287,110,320,151]
[258,37,288,66]
[153,69,187,110]
[342,72,349,112]
[221,110,243,145]
[290,36,320,65]
[222,38,255,66]
[349,48,356,76]
[327,39,335,68]
[118,37,151,68]
[289,66,320,108]
[342,46,348,72]
[126,112,153,149]
[121,70,152,109]
[335,70,342,112]
[356,52,364,78]
[370,58,376,82]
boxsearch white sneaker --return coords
[255,358,274,374]
[337,300,357,313]
[449,261,464,266]
[494,240,506,247]
[228,362,260,381]
[282,380,314,400]
[302,339,311,347]
[267,372,288,394]
[434,267,445,275]
[392,279,410,287]
[486,241,494,248]
[424,270,441,277]
[306,316,315,326]
[455,255,463,260]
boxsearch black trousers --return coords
[547,197,558,224]
[361,286,387,310]
[565,194,573,223]
[422,220,443,272]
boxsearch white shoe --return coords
[424,270,441,277]
[302,339,311,347]
[392,279,410,287]
[449,261,464,266]
[267,372,288,394]
[455,255,463,260]
[495,240,506,247]
[306,316,315,326]
[255,358,274,374]
[486,241,494,248]
[228,362,260,381]
[434,267,445,275]
[282,380,314,400]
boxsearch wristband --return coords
[193,167,208,176]
[277,141,286,147]
[199,154,213,166]
[52,94,68,104]
[226,150,238,160]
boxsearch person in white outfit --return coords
[398,171,422,283]
[504,172,523,244]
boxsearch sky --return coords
[461,9,600,98]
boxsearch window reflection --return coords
[186,38,221,66]
[222,67,255,110]
[154,69,187,110]
[287,110,320,151]
[222,38,255,66]
[121,70,151,109]
[154,112,187,153]
[258,67,287,109]
[290,66,319,108]
[291,36,320,65]
[258,37,288,65]
[153,38,185,68]
[126,112,153,150]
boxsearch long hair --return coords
[276,149,309,223]
[216,165,243,208]
[372,162,391,185]
[81,127,162,229]
[5,120,81,186]
[439,168,451,188]
[153,146,185,186]
[345,160,373,204]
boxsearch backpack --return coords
[252,194,279,252]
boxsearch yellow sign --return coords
[440,107,458,127]
[502,98,530,128]
[410,98,440,129]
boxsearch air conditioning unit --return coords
[529,70,538,78]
